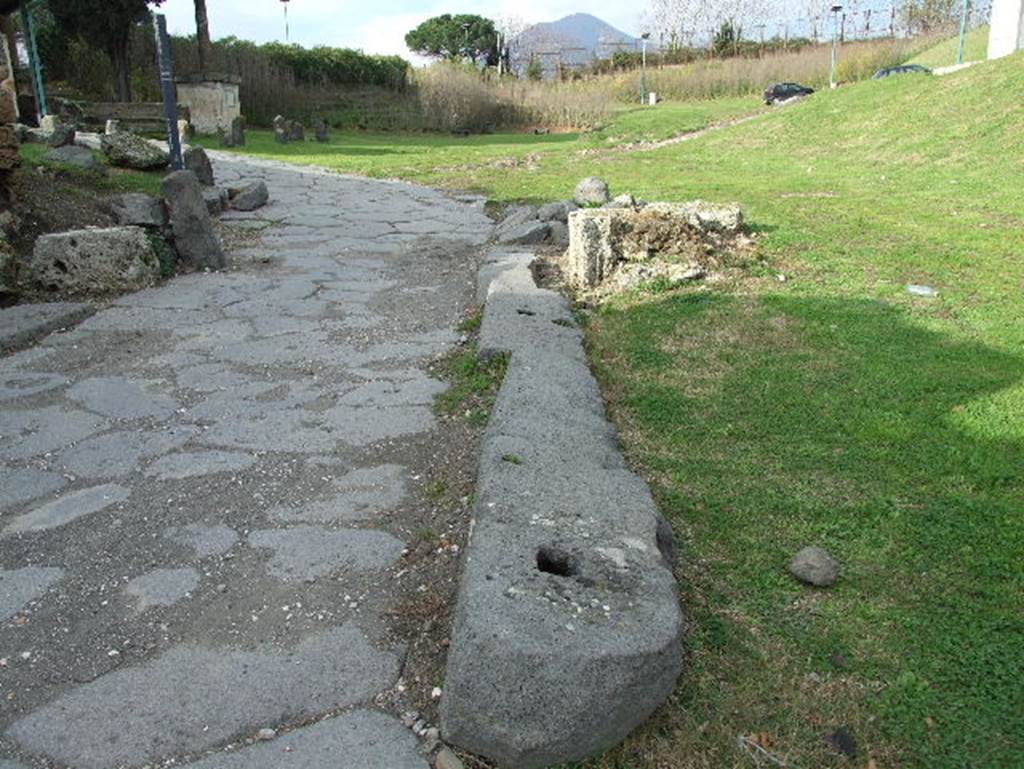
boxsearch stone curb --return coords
[440,247,685,768]
[0,302,96,355]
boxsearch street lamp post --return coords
[462,22,471,60]
[829,5,842,89]
[640,32,650,104]
[281,0,291,43]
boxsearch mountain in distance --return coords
[508,13,642,76]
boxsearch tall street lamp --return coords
[281,0,291,43]
[829,5,842,89]
[640,32,651,104]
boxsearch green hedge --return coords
[217,37,409,90]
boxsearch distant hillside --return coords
[509,13,640,77]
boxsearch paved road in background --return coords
[0,156,492,768]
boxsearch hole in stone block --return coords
[516,309,536,316]
[536,545,577,577]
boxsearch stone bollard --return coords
[272,115,289,144]
[314,119,330,143]
[105,120,120,135]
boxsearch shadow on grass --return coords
[587,290,1024,768]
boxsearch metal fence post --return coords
[153,14,183,170]
[20,1,47,120]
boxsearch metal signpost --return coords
[830,5,843,89]
[153,14,183,171]
[957,0,972,64]
[20,0,47,120]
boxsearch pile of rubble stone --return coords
[495,176,754,296]
[10,116,270,296]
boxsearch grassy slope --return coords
[19,143,166,196]
[572,55,1024,769]
[910,25,990,67]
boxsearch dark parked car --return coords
[873,64,932,79]
[763,82,815,105]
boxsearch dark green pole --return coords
[21,1,47,119]
[957,0,972,64]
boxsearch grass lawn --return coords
[910,25,990,68]
[198,96,763,184]
[214,54,1024,769]
[19,143,166,197]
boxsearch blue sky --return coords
[158,0,644,60]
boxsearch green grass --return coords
[197,97,763,185]
[433,347,508,427]
[215,54,1024,769]
[910,25,990,68]
[19,143,166,196]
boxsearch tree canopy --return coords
[405,14,497,63]
[48,0,164,101]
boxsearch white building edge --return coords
[989,0,1024,59]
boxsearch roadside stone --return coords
[435,747,464,769]
[547,220,569,248]
[908,284,938,297]
[537,200,577,223]
[104,120,119,135]
[221,115,245,147]
[202,187,224,216]
[789,546,840,587]
[493,205,537,240]
[162,170,226,271]
[231,181,268,212]
[31,227,161,293]
[183,145,215,186]
[125,567,199,610]
[315,119,330,143]
[288,120,305,142]
[110,193,167,228]
[498,220,549,246]
[273,115,289,144]
[604,193,637,209]
[101,131,169,171]
[44,145,103,172]
[4,484,130,535]
[0,567,64,620]
[47,123,75,148]
[574,176,610,207]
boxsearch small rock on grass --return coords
[788,546,840,587]
[435,746,464,769]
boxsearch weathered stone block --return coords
[110,193,167,228]
[183,145,214,186]
[162,170,225,271]
[231,181,268,212]
[574,176,610,207]
[101,131,169,171]
[44,145,105,173]
[30,227,161,293]
[567,209,615,287]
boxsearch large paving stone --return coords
[180,710,428,769]
[164,523,239,558]
[6,625,402,769]
[0,467,67,512]
[67,376,180,420]
[0,406,108,459]
[125,567,200,610]
[55,427,198,479]
[0,371,69,400]
[0,302,94,353]
[143,450,257,480]
[270,464,407,523]
[248,526,405,581]
[0,566,64,620]
[3,484,130,535]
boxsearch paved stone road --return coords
[0,156,493,768]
